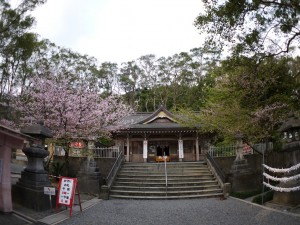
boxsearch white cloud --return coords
[31,0,204,63]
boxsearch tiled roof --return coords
[117,106,192,131]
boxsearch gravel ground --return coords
[58,198,300,225]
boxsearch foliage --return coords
[230,189,264,199]
[97,136,115,147]
[195,0,300,58]
[14,74,132,140]
[252,191,274,205]
[50,161,65,178]
[13,73,131,176]
[0,0,45,107]
[178,56,300,144]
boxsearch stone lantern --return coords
[278,112,300,151]
[12,121,55,211]
[272,112,300,206]
[229,133,259,192]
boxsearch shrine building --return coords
[112,105,212,162]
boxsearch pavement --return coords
[2,197,300,225]
[0,195,101,225]
[2,162,100,225]
[56,198,300,225]
[4,162,300,225]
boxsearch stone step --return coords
[115,177,215,183]
[109,188,223,197]
[109,162,222,200]
[122,162,207,168]
[111,184,220,191]
[120,168,210,174]
[122,165,207,170]
[116,174,213,179]
[109,193,223,200]
[113,180,218,187]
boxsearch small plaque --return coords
[44,187,56,195]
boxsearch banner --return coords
[178,139,184,159]
[143,140,148,159]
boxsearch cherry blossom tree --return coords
[16,75,131,138]
[14,74,132,173]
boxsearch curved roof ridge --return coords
[138,105,175,124]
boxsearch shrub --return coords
[230,189,263,199]
[252,191,274,205]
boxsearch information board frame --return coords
[56,177,81,217]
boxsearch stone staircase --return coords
[109,161,223,199]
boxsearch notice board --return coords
[56,177,81,216]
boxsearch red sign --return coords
[56,177,81,217]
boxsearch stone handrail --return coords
[100,151,124,199]
[206,154,231,197]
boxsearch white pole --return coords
[262,148,265,205]
[164,152,167,187]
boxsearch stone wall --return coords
[52,156,116,179]
[214,150,300,178]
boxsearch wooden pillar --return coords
[196,136,200,161]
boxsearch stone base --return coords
[12,184,57,211]
[229,159,260,192]
[77,173,101,194]
[272,180,300,207]
[273,191,300,207]
[99,185,109,200]
[16,170,51,189]
[230,159,251,175]
[229,173,261,192]
[77,159,101,194]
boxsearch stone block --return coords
[12,184,57,211]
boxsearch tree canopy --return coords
[14,74,131,140]
[178,56,300,145]
[195,0,300,58]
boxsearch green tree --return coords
[195,0,300,57]
[179,56,300,144]
[0,0,45,119]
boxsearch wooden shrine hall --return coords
[112,105,211,162]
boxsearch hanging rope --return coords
[263,182,300,192]
[262,163,300,173]
[262,162,300,192]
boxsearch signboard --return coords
[178,140,184,159]
[57,177,76,206]
[44,187,56,195]
[56,177,82,217]
[143,140,148,159]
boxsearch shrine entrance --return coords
[147,140,178,162]
[112,105,211,162]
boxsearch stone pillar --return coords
[196,136,200,161]
[126,135,130,162]
[77,157,101,195]
[229,134,256,192]
[143,139,148,163]
[12,144,55,211]
[0,129,25,213]
[11,122,54,211]
[0,145,12,213]
[273,113,300,206]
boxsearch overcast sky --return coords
[27,0,204,64]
